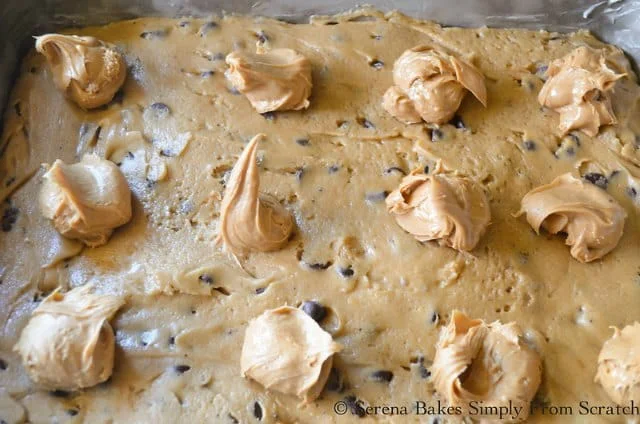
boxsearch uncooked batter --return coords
[1,7,640,423]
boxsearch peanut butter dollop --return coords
[35,34,127,109]
[517,173,626,263]
[432,311,542,422]
[14,285,124,391]
[596,323,640,406]
[240,306,342,402]
[385,168,490,252]
[218,134,294,254]
[39,154,132,247]
[382,46,487,124]
[225,48,312,113]
[538,46,625,136]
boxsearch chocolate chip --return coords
[301,300,327,323]
[384,167,406,175]
[325,367,344,392]
[325,21,339,26]
[328,165,340,174]
[148,102,171,117]
[369,59,384,69]
[370,34,382,40]
[140,29,168,39]
[449,115,466,129]
[1,207,19,232]
[175,365,191,374]
[0,359,6,370]
[214,287,230,296]
[424,165,430,174]
[255,287,266,294]
[344,395,366,418]
[296,138,310,146]
[50,390,71,398]
[255,31,269,43]
[429,128,444,141]
[583,173,608,189]
[431,312,440,323]
[523,140,536,151]
[67,409,79,416]
[168,336,175,346]
[370,370,394,383]
[338,266,354,278]
[420,365,431,379]
[160,149,175,157]
[200,70,215,78]
[198,21,218,36]
[627,187,637,197]
[294,167,304,181]
[365,191,389,202]
[199,274,214,284]
[306,261,333,271]
[252,401,263,420]
[261,112,275,121]
[356,117,375,129]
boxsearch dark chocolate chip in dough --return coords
[198,274,214,284]
[344,395,366,418]
[140,29,168,39]
[523,140,536,151]
[1,207,19,232]
[429,128,444,141]
[305,261,333,271]
[174,365,191,374]
[50,390,71,398]
[449,115,466,129]
[168,336,176,346]
[213,287,231,296]
[420,365,431,379]
[325,21,339,26]
[583,173,608,189]
[255,287,266,295]
[365,191,389,202]
[424,165,430,174]
[328,165,340,174]
[431,312,440,324]
[252,401,263,421]
[325,367,344,392]
[628,186,638,197]
[255,31,269,44]
[301,300,327,323]
[261,112,276,121]
[338,266,354,278]
[200,70,215,78]
[159,149,176,157]
[0,359,6,370]
[296,138,310,146]
[369,59,384,70]
[356,117,375,129]
[384,166,406,176]
[370,34,382,40]
[67,409,79,416]
[148,102,171,117]
[370,370,394,383]
[198,21,218,36]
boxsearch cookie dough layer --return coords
[1,8,640,423]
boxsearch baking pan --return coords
[0,0,639,125]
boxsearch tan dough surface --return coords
[1,8,640,423]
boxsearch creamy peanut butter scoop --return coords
[385,168,490,252]
[596,323,640,406]
[35,34,127,109]
[14,285,124,391]
[382,46,487,124]
[431,311,542,422]
[240,306,342,402]
[538,46,625,136]
[39,154,132,247]
[517,173,626,263]
[218,134,294,254]
[225,48,312,113]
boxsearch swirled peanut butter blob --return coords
[240,306,342,402]
[517,173,626,262]
[383,46,487,124]
[14,285,124,390]
[35,34,126,109]
[432,311,542,422]
[225,48,312,113]
[596,323,640,406]
[385,168,490,252]
[538,46,625,136]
